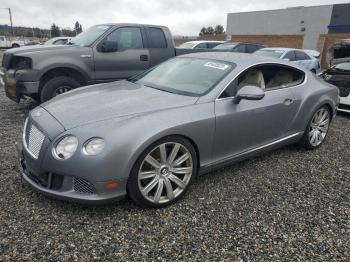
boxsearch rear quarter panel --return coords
[289,72,338,133]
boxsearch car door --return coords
[93,26,150,80]
[213,64,301,161]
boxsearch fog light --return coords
[104,180,118,189]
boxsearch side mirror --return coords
[233,85,265,104]
[283,58,290,61]
[100,40,118,53]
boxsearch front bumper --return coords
[3,69,39,102]
[16,141,127,205]
[338,95,350,113]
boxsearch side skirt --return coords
[198,132,303,175]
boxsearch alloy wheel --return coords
[308,107,330,147]
[54,86,72,96]
[138,142,193,204]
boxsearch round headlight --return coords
[83,138,105,156]
[54,135,78,160]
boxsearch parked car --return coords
[177,40,225,49]
[320,62,350,113]
[0,35,25,48]
[326,39,350,67]
[213,42,265,53]
[44,37,71,45]
[16,52,338,207]
[254,48,320,73]
[1,23,221,103]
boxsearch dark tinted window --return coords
[234,44,246,53]
[284,51,296,61]
[207,42,221,48]
[295,51,310,60]
[246,44,258,53]
[146,27,167,48]
[334,46,350,59]
[104,27,143,51]
[194,42,207,49]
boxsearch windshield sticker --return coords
[204,62,229,70]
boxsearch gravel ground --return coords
[0,64,350,261]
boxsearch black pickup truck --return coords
[1,23,211,103]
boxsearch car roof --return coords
[185,40,226,44]
[178,52,306,71]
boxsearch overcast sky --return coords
[0,0,349,35]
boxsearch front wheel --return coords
[300,106,331,149]
[40,76,80,102]
[127,136,197,208]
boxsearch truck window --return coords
[334,46,350,59]
[105,27,143,51]
[0,36,4,41]
[146,27,167,48]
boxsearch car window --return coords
[54,39,67,45]
[207,42,221,49]
[284,51,296,61]
[295,51,310,60]
[246,44,257,53]
[254,49,284,59]
[194,43,207,49]
[233,44,246,53]
[146,27,167,48]
[104,27,143,51]
[0,36,5,41]
[219,64,305,98]
[334,46,350,59]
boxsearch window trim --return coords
[97,26,144,53]
[216,62,307,101]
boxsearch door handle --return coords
[283,98,293,105]
[140,54,148,61]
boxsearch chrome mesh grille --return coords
[73,177,96,194]
[24,119,45,159]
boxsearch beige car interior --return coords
[238,70,265,90]
[266,70,294,89]
[238,69,299,91]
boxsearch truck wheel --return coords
[11,44,20,48]
[40,76,81,102]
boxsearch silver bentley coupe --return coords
[17,53,339,207]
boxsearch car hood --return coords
[42,80,199,129]
[4,44,87,56]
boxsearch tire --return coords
[127,136,198,208]
[40,76,80,102]
[300,106,331,149]
[11,44,20,48]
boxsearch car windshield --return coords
[334,63,350,71]
[177,42,197,49]
[213,43,237,50]
[254,49,284,59]
[133,57,234,96]
[69,25,111,46]
[44,38,56,45]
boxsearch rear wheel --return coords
[40,76,80,102]
[300,106,331,149]
[11,43,20,48]
[127,136,197,208]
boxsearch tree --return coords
[214,25,225,35]
[199,27,208,36]
[50,23,60,37]
[206,26,214,35]
[74,21,83,35]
